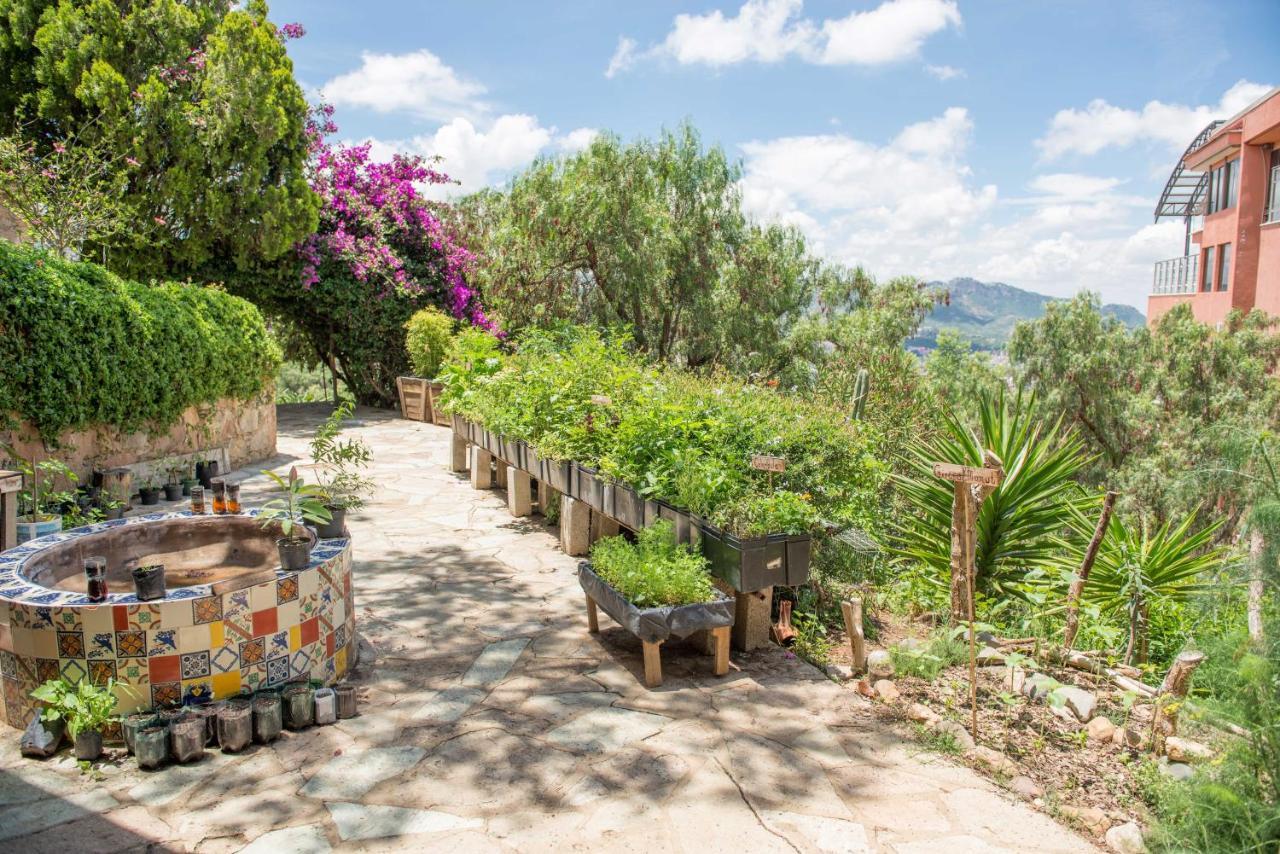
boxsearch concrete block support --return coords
[561,496,591,556]
[495,460,508,490]
[508,468,534,517]
[470,447,494,490]
[450,434,469,473]
[733,587,774,652]
[537,481,551,514]
[590,512,620,543]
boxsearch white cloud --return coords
[1027,173,1125,199]
[925,64,964,81]
[1036,79,1273,160]
[607,0,960,75]
[320,49,488,121]
[558,128,600,152]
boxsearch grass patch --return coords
[889,633,968,680]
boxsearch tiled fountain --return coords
[0,510,354,727]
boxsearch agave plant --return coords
[887,388,1095,603]
[1084,511,1231,664]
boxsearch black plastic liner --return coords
[578,562,734,644]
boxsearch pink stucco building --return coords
[1149,87,1280,326]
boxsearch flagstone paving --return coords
[0,405,1100,852]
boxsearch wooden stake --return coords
[1062,490,1117,651]
[585,596,599,634]
[841,599,866,673]
[642,641,663,688]
[712,626,731,676]
[1248,529,1266,647]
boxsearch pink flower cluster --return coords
[298,117,492,330]
[279,22,306,40]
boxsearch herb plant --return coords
[309,403,374,510]
[258,467,331,540]
[31,677,119,739]
[590,521,717,607]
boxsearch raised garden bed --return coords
[578,561,733,687]
[698,524,812,590]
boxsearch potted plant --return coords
[98,494,125,520]
[308,403,373,539]
[258,466,330,570]
[1,445,69,543]
[30,677,119,762]
[132,563,166,601]
[162,458,184,502]
[137,475,161,506]
[401,307,455,424]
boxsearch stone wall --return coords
[0,204,24,244]
[0,389,276,482]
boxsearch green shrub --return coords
[404,307,455,378]
[590,521,717,607]
[889,633,967,680]
[0,241,279,442]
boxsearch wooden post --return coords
[1062,490,1117,651]
[642,641,663,688]
[1248,529,1265,646]
[1152,650,1206,749]
[0,471,20,552]
[450,433,469,474]
[712,626,731,676]
[841,599,866,673]
[585,596,599,634]
[469,446,493,490]
[508,469,533,517]
[560,496,591,556]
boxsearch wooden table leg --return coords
[585,596,599,634]
[712,626,730,676]
[642,640,663,688]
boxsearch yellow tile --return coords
[335,647,347,675]
[212,671,241,698]
[289,626,301,652]
[209,621,224,647]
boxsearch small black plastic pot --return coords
[103,505,124,521]
[277,537,312,571]
[134,726,169,769]
[132,565,166,601]
[313,506,346,539]
[138,487,160,506]
[74,729,103,761]
[181,478,196,497]
[122,713,157,755]
[163,483,183,502]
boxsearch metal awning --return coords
[1154,120,1225,222]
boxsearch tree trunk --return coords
[1249,529,1266,647]
[1152,650,1206,748]
[1063,491,1117,651]
[949,486,971,623]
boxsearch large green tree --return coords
[0,0,317,279]
[459,123,818,370]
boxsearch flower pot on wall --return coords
[138,487,160,506]
[277,537,312,571]
[313,505,347,539]
[163,483,183,502]
[396,376,430,422]
[132,564,166,601]
[16,515,61,545]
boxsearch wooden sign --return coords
[590,394,612,406]
[751,455,787,473]
[932,463,1002,487]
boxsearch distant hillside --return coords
[909,278,1145,350]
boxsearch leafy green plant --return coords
[258,467,331,541]
[30,677,118,739]
[887,388,1095,602]
[404,307,456,379]
[590,520,717,607]
[309,402,374,510]
[890,633,967,680]
[0,445,74,522]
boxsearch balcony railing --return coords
[1152,255,1198,295]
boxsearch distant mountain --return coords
[909,277,1146,350]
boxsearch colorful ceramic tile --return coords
[115,630,146,658]
[151,681,181,707]
[239,638,265,666]
[265,655,289,686]
[268,630,290,659]
[59,658,87,683]
[225,589,251,616]
[192,596,222,625]
[126,604,162,631]
[249,583,276,613]
[54,608,82,631]
[148,654,180,684]
[0,651,16,680]
[325,632,335,658]
[31,628,57,660]
[112,606,129,632]
[289,625,301,652]
[181,679,212,705]
[147,628,179,657]
[276,576,299,604]
[252,608,278,638]
[333,624,348,652]
[211,670,241,697]
[239,663,265,692]
[118,661,148,686]
[88,660,116,686]
[87,631,115,659]
[81,605,114,636]
[180,651,210,680]
[334,647,347,675]
[289,649,312,679]
[56,630,84,659]
[211,645,239,673]
[276,600,300,629]
[298,569,318,598]
[36,657,59,684]
[159,599,193,630]
[300,616,319,647]
[178,624,211,653]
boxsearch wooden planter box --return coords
[572,465,604,511]
[578,562,734,688]
[426,383,449,426]
[608,482,645,531]
[396,377,431,422]
[543,459,572,493]
[452,414,469,438]
[697,523,812,592]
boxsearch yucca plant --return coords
[1085,511,1231,664]
[887,388,1095,604]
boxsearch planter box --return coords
[610,483,645,530]
[697,523,812,592]
[525,447,544,480]
[499,437,523,469]
[451,414,468,438]
[655,500,693,544]
[543,459,572,493]
[572,465,604,511]
[482,430,500,455]
[396,377,431,422]
[426,382,449,426]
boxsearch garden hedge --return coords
[0,240,281,442]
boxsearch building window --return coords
[1267,149,1280,223]
[1207,158,1240,214]
[1218,243,1232,291]
[1202,245,1216,291]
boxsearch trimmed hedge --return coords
[0,240,281,442]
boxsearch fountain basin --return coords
[0,511,355,727]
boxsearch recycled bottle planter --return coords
[181,478,196,497]
[74,729,103,761]
[190,486,206,515]
[277,537,312,571]
[163,482,183,502]
[84,556,109,603]
[169,717,205,763]
[217,700,253,753]
[134,726,169,769]
[122,713,157,755]
[335,684,358,719]
[252,691,283,743]
[211,479,227,515]
[281,683,315,730]
[138,487,160,506]
[226,483,241,514]
[313,688,337,725]
[132,564,166,602]
[15,515,62,545]
[188,704,218,746]
[314,506,346,539]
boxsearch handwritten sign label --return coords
[932,463,1002,487]
[590,394,612,406]
[751,455,787,473]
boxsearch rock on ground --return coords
[1087,716,1117,742]
[1105,820,1146,853]
[1165,737,1213,763]
[873,679,900,702]
[867,649,894,677]
[1009,775,1043,801]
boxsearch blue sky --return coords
[272,0,1278,309]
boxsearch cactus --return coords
[850,368,870,421]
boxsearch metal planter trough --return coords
[542,459,572,493]
[697,523,812,592]
[572,465,605,511]
[609,482,645,530]
[578,562,734,688]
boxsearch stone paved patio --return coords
[0,405,1099,852]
